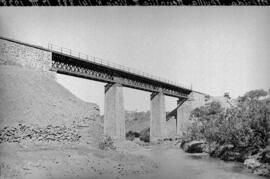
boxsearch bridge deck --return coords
[51,48,192,99]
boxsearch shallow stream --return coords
[130,146,268,179]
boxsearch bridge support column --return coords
[176,99,192,137]
[104,83,125,140]
[150,91,166,142]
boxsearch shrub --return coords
[244,89,268,100]
[186,93,270,150]
[98,135,116,150]
[126,131,138,141]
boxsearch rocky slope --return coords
[0,65,100,128]
[0,63,158,179]
[125,111,150,132]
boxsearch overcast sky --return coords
[0,7,269,113]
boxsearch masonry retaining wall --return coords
[0,38,52,72]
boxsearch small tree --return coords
[186,94,269,149]
[244,89,268,100]
[98,135,116,150]
[224,92,230,99]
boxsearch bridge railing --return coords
[48,43,192,90]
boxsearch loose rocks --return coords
[0,124,81,143]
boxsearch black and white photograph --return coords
[0,4,270,179]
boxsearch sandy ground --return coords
[0,64,159,179]
[0,141,158,179]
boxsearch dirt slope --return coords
[0,64,158,179]
[0,65,99,128]
[126,118,150,133]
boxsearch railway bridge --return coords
[0,37,193,141]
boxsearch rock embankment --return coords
[0,124,80,143]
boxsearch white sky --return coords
[0,7,269,114]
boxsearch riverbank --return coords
[178,90,270,178]
[180,139,270,177]
[1,133,269,179]
[130,140,268,179]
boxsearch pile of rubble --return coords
[0,124,81,143]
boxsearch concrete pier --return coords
[104,83,125,140]
[150,91,166,141]
[176,99,192,137]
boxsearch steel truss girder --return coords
[51,53,189,99]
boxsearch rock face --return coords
[181,140,206,153]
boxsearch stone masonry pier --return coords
[150,91,166,141]
[104,83,125,139]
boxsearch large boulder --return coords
[244,149,270,177]
[126,131,140,141]
[244,158,270,177]
[139,128,150,143]
[236,147,260,162]
[203,142,219,154]
[181,140,206,153]
[259,149,270,164]
[244,158,261,169]
[211,144,234,156]
[220,150,241,161]
[209,144,259,162]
